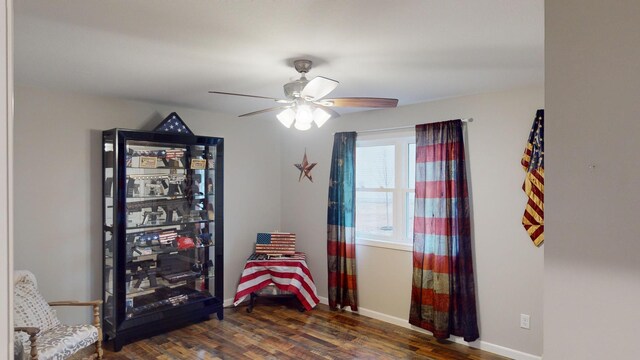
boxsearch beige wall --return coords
[1,0,12,355]
[13,85,282,323]
[280,85,544,357]
[14,83,545,357]
[545,1,640,359]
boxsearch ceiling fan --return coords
[209,59,398,130]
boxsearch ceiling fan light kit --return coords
[312,108,331,127]
[277,104,332,130]
[277,108,295,128]
[209,59,399,130]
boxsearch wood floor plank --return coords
[103,301,511,359]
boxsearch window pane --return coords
[406,192,415,242]
[356,191,393,237]
[356,145,395,188]
[408,143,416,189]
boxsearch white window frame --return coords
[356,129,415,252]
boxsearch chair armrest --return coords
[14,326,39,336]
[14,326,39,359]
[48,300,103,335]
[48,300,103,307]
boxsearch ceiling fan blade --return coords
[313,104,341,118]
[323,97,399,108]
[301,76,339,100]
[238,106,289,117]
[209,91,281,101]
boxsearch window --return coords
[356,130,415,251]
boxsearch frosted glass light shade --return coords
[294,121,312,131]
[277,108,295,128]
[312,108,331,128]
[295,104,313,125]
[278,104,333,130]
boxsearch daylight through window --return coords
[356,131,415,249]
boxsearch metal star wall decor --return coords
[294,150,317,182]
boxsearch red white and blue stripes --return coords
[409,120,479,342]
[327,132,358,311]
[521,110,544,246]
[233,255,319,311]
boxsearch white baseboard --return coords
[317,297,541,360]
[223,297,235,307]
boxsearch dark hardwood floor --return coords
[103,300,510,359]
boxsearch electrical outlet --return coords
[520,314,530,329]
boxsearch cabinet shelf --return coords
[126,219,212,230]
[126,244,215,261]
[124,274,214,294]
[123,277,206,296]
[125,165,187,170]
[123,194,212,200]
[103,128,224,351]
[105,279,214,299]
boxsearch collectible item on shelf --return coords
[125,197,205,226]
[207,203,215,220]
[159,229,178,244]
[157,253,200,283]
[127,148,186,168]
[177,236,196,250]
[206,178,214,194]
[103,126,223,351]
[136,233,160,246]
[126,260,158,288]
[126,178,140,197]
[190,158,207,169]
[198,233,213,246]
[191,261,203,273]
[202,260,214,275]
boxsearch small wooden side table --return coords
[233,252,319,312]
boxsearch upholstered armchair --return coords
[13,271,103,360]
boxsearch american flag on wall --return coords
[255,232,296,256]
[521,109,544,246]
[154,112,194,135]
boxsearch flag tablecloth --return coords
[233,253,319,311]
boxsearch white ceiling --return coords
[14,1,544,118]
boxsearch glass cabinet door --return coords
[103,134,115,328]
[121,140,216,319]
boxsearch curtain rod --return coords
[354,118,473,134]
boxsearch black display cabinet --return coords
[102,129,223,351]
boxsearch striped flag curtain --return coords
[409,120,479,342]
[327,132,358,310]
[521,110,544,246]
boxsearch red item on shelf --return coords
[177,236,195,250]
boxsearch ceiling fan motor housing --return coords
[283,59,313,99]
[283,77,309,99]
